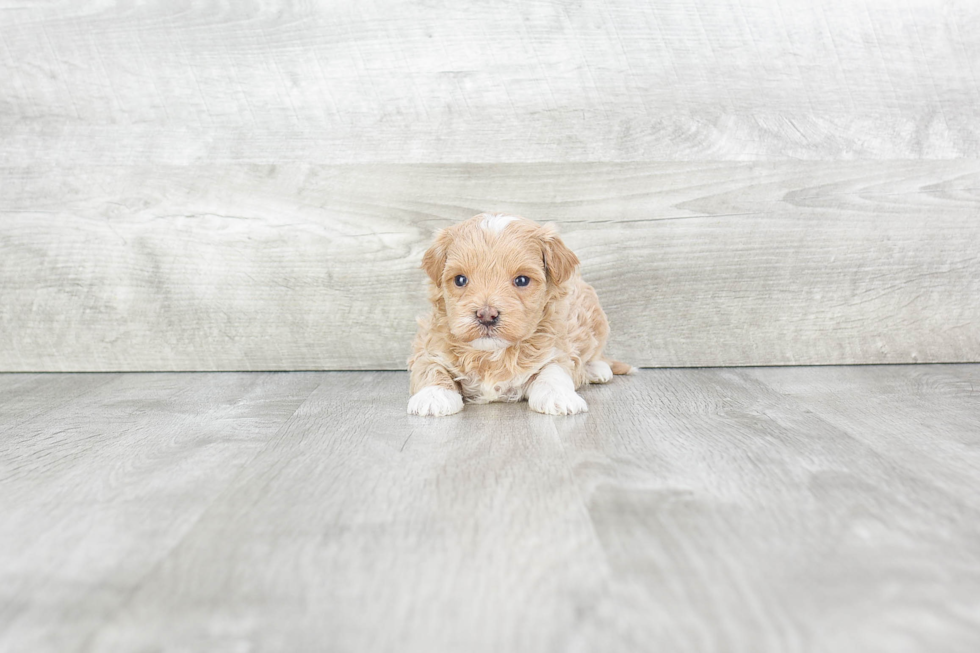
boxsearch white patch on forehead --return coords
[480,213,520,234]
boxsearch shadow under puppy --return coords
[408,213,632,416]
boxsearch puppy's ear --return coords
[538,224,580,286]
[421,228,452,286]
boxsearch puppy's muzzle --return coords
[476,305,500,327]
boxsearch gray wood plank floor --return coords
[1,367,978,652]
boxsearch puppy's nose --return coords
[476,306,500,326]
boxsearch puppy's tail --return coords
[606,359,636,375]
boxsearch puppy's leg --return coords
[585,359,613,383]
[528,364,588,415]
[408,363,463,417]
[408,384,464,416]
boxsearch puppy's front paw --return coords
[528,364,588,415]
[529,386,588,415]
[408,386,464,417]
[585,360,613,384]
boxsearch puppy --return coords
[408,213,632,416]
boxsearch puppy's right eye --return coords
[454,275,468,287]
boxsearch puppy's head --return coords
[422,213,579,351]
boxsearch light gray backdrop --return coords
[1,0,978,371]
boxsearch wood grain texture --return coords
[1,0,979,164]
[574,367,980,652]
[2,0,979,370]
[2,161,979,370]
[1,367,978,652]
[0,373,118,435]
[744,365,980,501]
[0,371,322,651]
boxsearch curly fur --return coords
[408,213,631,415]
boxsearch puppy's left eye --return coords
[514,275,530,287]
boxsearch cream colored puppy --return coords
[408,213,632,416]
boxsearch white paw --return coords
[408,386,464,416]
[528,364,589,416]
[529,386,588,415]
[585,360,613,384]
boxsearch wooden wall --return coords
[2,1,978,371]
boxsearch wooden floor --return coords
[1,366,978,652]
